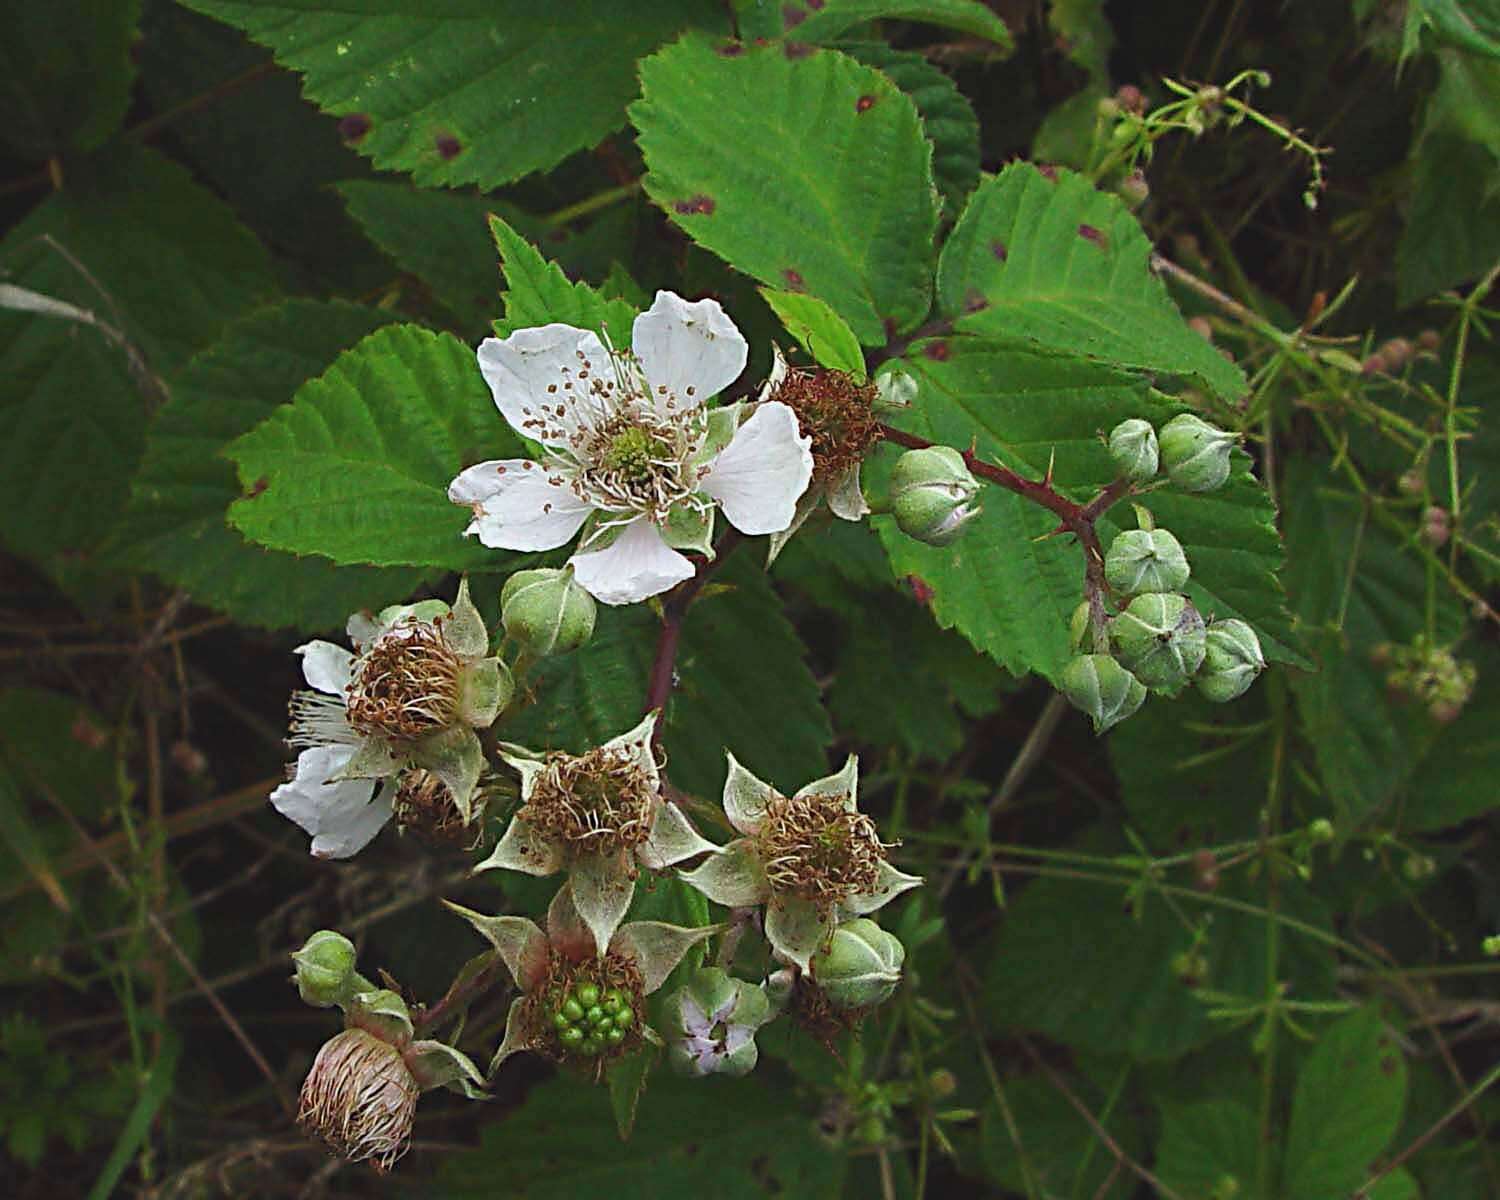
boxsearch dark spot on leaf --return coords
[856,94,877,113]
[1380,1054,1397,1075]
[963,288,989,313]
[1079,223,1107,249]
[436,133,462,160]
[683,1143,700,1158]
[783,41,814,59]
[907,576,935,605]
[782,4,806,28]
[718,40,744,56]
[1037,163,1058,181]
[923,340,950,360]
[246,476,269,499]
[337,113,371,142]
[673,194,715,216]
[782,268,805,290]
[990,240,1008,262]
[808,0,824,7]
[749,1156,784,1193]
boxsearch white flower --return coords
[271,581,507,859]
[448,291,814,605]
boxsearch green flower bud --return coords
[500,567,597,657]
[1307,818,1335,843]
[889,447,981,547]
[1107,418,1159,482]
[1159,414,1238,492]
[292,930,361,1009]
[1105,528,1191,596]
[1195,618,1265,703]
[1110,593,1207,695]
[666,966,774,1078]
[1483,935,1500,958]
[1059,653,1147,733]
[812,919,906,1011]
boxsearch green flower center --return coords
[601,427,659,480]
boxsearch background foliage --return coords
[1,0,1497,1197]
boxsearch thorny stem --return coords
[642,528,745,743]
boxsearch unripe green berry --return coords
[612,1006,635,1030]
[1195,618,1265,703]
[889,447,981,547]
[552,1011,571,1031]
[1483,935,1500,957]
[579,1037,602,1056]
[586,1005,606,1026]
[1107,418,1159,482]
[811,919,906,1010]
[1059,653,1147,733]
[501,567,597,657]
[1105,528,1190,596]
[560,997,584,1023]
[559,1025,584,1046]
[1307,818,1335,843]
[605,1027,626,1046]
[575,983,600,1009]
[1159,414,1238,492]
[602,990,624,1014]
[1110,593,1207,695]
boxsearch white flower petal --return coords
[678,839,770,908]
[700,401,813,535]
[633,291,748,417]
[570,850,636,957]
[448,459,592,552]
[270,745,392,859]
[638,801,719,870]
[844,860,924,916]
[295,640,354,694]
[569,517,694,605]
[477,325,611,447]
[764,895,834,972]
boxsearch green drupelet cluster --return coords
[550,982,637,1057]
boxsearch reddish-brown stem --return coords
[878,423,1133,645]
[413,959,505,1037]
[642,528,744,739]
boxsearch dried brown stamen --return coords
[346,620,462,742]
[393,769,482,848]
[298,1028,418,1173]
[769,367,882,484]
[757,790,885,909]
[519,743,659,855]
[787,974,864,1052]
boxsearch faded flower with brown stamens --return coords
[679,753,922,970]
[291,932,484,1173]
[475,711,718,955]
[446,881,715,1079]
[273,579,510,859]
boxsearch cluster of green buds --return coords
[1109,413,1240,493]
[550,981,637,1058]
[1060,503,1265,732]
[888,446,982,547]
[1373,635,1477,722]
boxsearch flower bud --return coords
[1483,934,1500,958]
[1107,418,1159,482]
[810,919,905,1011]
[1110,593,1207,695]
[1059,653,1147,733]
[292,930,361,1009]
[1118,170,1150,209]
[1195,618,1265,703]
[665,967,774,1078]
[1420,506,1450,548]
[1158,414,1238,493]
[889,447,981,547]
[1307,817,1335,843]
[500,567,596,657]
[1105,528,1190,596]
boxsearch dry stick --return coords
[936,692,1069,900]
[1017,1037,1187,1200]
[40,784,296,1117]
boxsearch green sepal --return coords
[661,503,715,556]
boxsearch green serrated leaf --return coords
[759,288,866,377]
[119,300,430,631]
[0,145,278,578]
[634,36,938,345]
[937,162,1248,400]
[0,1,142,158]
[1282,1007,1407,1200]
[1413,0,1500,59]
[439,1070,844,1197]
[227,322,521,569]
[179,0,724,189]
[1154,1099,1261,1199]
[876,338,1297,681]
[836,40,981,213]
[489,215,638,345]
[739,0,1013,47]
